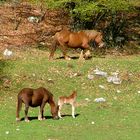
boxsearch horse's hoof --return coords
[58,116,62,119]
[38,117,46,121]
[42,117,46,120]
[53,116,59,120]
[72,116,75,118]
[25,119,30,122]
[16,118,20,122]
[49,57,54,61]
[65,57,71,60]
[38,118,42,121]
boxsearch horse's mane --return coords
[83,30,98,36]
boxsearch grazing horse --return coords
[49,29,104,60]
[16,87,59,122]
[58,91,77,118]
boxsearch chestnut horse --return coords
[16,87,59,122]
[49,29,104,60]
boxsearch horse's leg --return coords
[58,105,62,119]
[49,39,57,60]
[95,34,104,48]
[71,103,75,118]
[81,43,92,59]
[38,102,46,121]
[16,96,22,121]
[84,49,91,59]
[79,50,85,60]
[24,104,30,122]
[58,41,71,60]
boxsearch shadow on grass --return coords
[20,114,80,121]
[56,56,92,60]
[61,113,80,118]
[20,116,53,121]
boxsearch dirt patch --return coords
[0,2,70,51]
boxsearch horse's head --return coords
[85,30,105,48]
[51,105,59,120]
[98,42,105,48]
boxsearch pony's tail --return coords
[16,95,22,121]
[49,38,57,60]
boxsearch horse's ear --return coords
[73,91,77,96]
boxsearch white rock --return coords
[85,98,90,101]
[116,90,121,93]
[99,85,105,89]
[5,131,9,134]
[94,97,106,102]
[87,74,94,80]
[3,49,13,56]
[93,68,107,77]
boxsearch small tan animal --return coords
[58,91,77,118]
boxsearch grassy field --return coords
[0,47,140,140]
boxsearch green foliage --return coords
[46,0,134,48]
[46,0,131,22]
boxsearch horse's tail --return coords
[49,37,58,60]
[16,94,22,121]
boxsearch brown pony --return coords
[16,87,59,122]
[49,29,104,60]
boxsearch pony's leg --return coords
[72,104,75,118]
[24,104,30,122]
[38,102,46,120]
[58,105,62,118]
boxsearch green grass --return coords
[0,47,140,140]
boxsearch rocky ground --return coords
[0,2,70,51]
[0,2,139,54]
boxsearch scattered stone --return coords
[94,97,106,102]
[28,16,40,23]
[99,85,105,89]
[3,49,13,57]
[91,121,95,124]
[116,90,121,93]
[107,72,122,84]
[5,131,9,135]
[93,68,107,77]
[47,79,54,84]
[87,74,94,80]
[85,98,90,101]
[113,96,117,100]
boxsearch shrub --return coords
[46,0,134,48]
